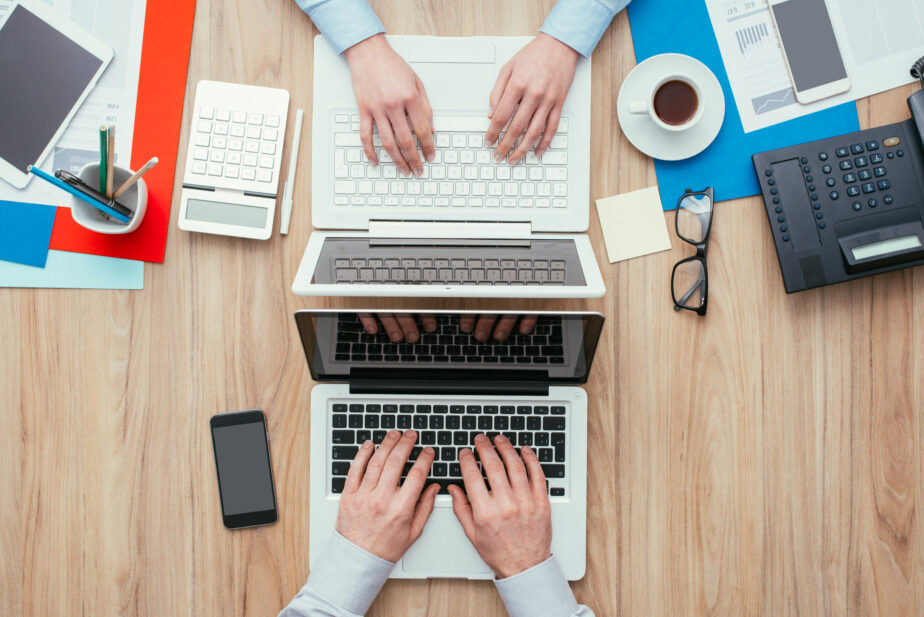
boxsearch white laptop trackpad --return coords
[409,40,498,110]
[402,509,492,577]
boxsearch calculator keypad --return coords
[190,106,282,187]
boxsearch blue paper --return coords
[627,0,860,208]
[0,200,57,267]
[0,249,144,289]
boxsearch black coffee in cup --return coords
[653,79,699,126]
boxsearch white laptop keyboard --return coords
[330,111,570,209]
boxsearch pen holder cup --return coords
[71,162,147,234]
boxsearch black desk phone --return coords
[753,74,924,293]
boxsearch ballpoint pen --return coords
[55,170,133,218]
[28,166,130,223]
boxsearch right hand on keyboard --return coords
[335,430,439,562]
[459,314,538,343]
[448,434,552,578]
[344,33,435,176]
[358,312,437,343]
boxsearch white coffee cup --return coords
[629,74,704,132]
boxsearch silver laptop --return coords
[295,309,605,579]
[291,36,605,299]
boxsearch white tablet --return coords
[0,1,112,188]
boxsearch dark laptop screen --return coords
[294,311,604,384]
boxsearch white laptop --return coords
[295,309,605,579]
[292,36,605,299]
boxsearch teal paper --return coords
[0,200,56,267]
[0,250,144,289]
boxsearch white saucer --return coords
[617,53,725,161]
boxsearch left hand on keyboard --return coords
[358,312,437,343]
[485,33,579,165]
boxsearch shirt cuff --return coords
[494,555,579,617]
[539,0,627,57]
[297,0,386,54]
[305,531,396,615]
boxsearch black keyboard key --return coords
[501,406,516,414]
[434,405,449,413]
[381,415,396,429]
[462,416,477,430]
[527,417,542,431]
[544,417,566,430]
[503,431,517,443]
[551,487,565,497]
[422,431,436,445]
[366,404,381,413]
[332,414,347,428]
[349,404,365,413]
[384,404,398,413]
[365,415,379,428]
[449,463,462,477]
[332,446,359,459]
[332,477,346,493]
[413,416,427,429]
[466,405,482,414]
[410,446,422,460]
[332,430,354,444]
[519,433,533,446]
[511,417,525,430]
[429,416,444,429]
[541,464,565,478]
[538,448,553,462]
[438,431,453,445]
[332,461,351,475]
[333,404,348,412]
[446,416,461,430]
[400,404,414,413]
[397,415,412,429]
[535,432,549,446]
[534,406,549,415]
[478,416,492,430]
[450,405,465,414]
[517,406,532,414]
[373,430,386,443]
[442,447,456,461]
[483,405,499,414]
[348,415,363,428]
[432,463,448,477]
[416,404,432,413]
[357,430,371,442]
[495,416,509,430]
[454,432,468,445]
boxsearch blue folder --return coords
[627,0,860,208]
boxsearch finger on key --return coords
[536,105,563,158]
[459,315,476,333]
[510,103,550,164]
[390,110,422,176]
[408,99,435,163]
[493,315,520,341]
[493,434,528,492]
[360,430,402,490]
[495,99,537,162]
[344,440,374,494]
[474,315,498,342]
[474,433,510,494]
[486,70,519,145]
[458,447,490,501]
[418,313,438,333]
[360,112,378,166]
[376,113,409,176]
[377,314,404,342]
[395,313,420,343]
[520,445,549,502]
[399,444,435,500]
[518,314,539,335]
[379,430,420,490]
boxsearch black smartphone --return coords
[210,409,278,528]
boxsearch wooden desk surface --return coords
[2,2,922,616]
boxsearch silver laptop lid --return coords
[294,309,604,385]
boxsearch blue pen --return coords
[27,165,130,223]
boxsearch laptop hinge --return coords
[368,220,531,246]
[349,379,549,397]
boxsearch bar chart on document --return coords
[707,0,924,133]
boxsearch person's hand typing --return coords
[344,33,435,176]
[448,434,552,578]
[335,430,440,562]
[358,313,437,343]
[485,33,579,165]
[459,314,538,343]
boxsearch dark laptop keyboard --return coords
[329,402,567,496]
[334,313,565,364]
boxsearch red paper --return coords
[47,0,197,263]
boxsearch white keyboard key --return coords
[199,107,214,119]
[542,151,567,165]
[367,165,381,179]
[263,128,279,141]
[423,181,437,195]
[334,196,349,205]
[488,182,502,196]
[431,166,446,179]
[433,115,490,132]
[372,134,383,147]
[368,196,383,206]
[242,168,256,181]
[246,126,262,139]
[261,142,276,155]
[230,124,245,138]
[521,183,535,196]
[451,197,466,207]
[470,197,484,206]
[444,150,459,164]
[374,180,388,194]
[476,150,491,164]
[486,197,500,207]
[346,149,361,163]
[228,138,243,151]
[538,183,551,196]
[480,167,494,180]
[553,183,568,196]
[351,122,360,131]
[248,113,263,125]
[528,167,543,181]
[228,152,242,165]
[259,156,274,168]
[258,169,273,183]
[455,181,470,195]
[463,167,478,180]
[243,154,258,167]
[390,181,405,194]
[351,196,365,205]
[198,120,212,133]
[439,181,453,195]
[473,182,486,196]
[401,197,416,206]
[193,147,208,160]
[545,167,567,181]
[452,134,467,148]
[502,198,517,207]
[435,197,450,206]
[350,164,365,178]
[383,165,397,179]
[225,166,239,178]
[436,133,450,148]
[191,161,206,174]
[558,118,568,133]
[214,123,229,136]
[335,165,349,178]
[496,167,511,180]
[549,135,567,149]
[385,196,400,206]
[335,114,349,123]
[407,180,421,194]
[520,198,533,207]
[460,150,474,164]
[266,114,280,127]
[504,183,518,196]
[419,197,433,206]
[469,134,483,148]
[207,163,222,176]
[448,167,462,180]
[334,180,356,193]
[232,111,247,123]
[512,166,527,180]
[431,151,442,164]
[336,133,362,147]
[350,114,360,123]
[245,141,260,153]
[212,136,227,149]
[195,134,210,147]
[216,109,231,122]
[553,198,567,208]
[210,150,225,163]
[525,152,540,165]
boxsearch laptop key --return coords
[332,478,346,493]
[332,446,359,459]
[332,414,347,428]
[541,464,565,478]
[397,415,412,429]
[462,416,477,430]
[422,431,436,445]
[331,430,354,444]
[348,415,363,428]
[357,430,371,442]
[372,430,386,443]
[332,461,351,475]
[441,447,456,461]
[544,417,566,430]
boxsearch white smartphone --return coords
[767,0,851,104]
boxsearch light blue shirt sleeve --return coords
[278,533,595,617]
[539,0,632,57]
[294,0,385,54]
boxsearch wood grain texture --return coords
[1,1,921,616]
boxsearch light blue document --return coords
[0,250,144,289]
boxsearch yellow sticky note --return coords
[594,186,672,263]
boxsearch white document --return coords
[707,0,924,133]
[0,0,147,203]
[594,187,672,264]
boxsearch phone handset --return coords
[910,55,924,149]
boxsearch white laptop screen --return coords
[294,310,604,384]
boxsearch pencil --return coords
[99,125,108,193]
[113,157,158,200]
[105,124,115,198]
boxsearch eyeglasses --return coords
[671,187,714,316]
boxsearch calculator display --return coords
[185,198,268,229]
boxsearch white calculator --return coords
[178,81,290,240]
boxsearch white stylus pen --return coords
[280,108,304,235]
